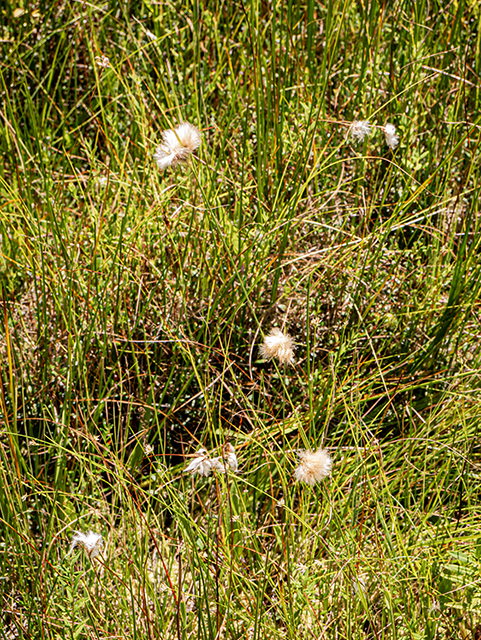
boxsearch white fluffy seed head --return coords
[184,448,212,477]
[224,443,238,472]
[70,531,103,559]
[259,328,295,365]
[349,120,371,141]
[154,122,201,170]
[294,448,332,486]
[211,457,226,472]
[384,123,399,149]
[95,55,110,68]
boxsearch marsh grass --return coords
[1,0,481,638]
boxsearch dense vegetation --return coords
[1,0,481,638]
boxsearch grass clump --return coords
[1,0,481,638]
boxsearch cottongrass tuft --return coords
[184,448,212,477]
[224,443,238,472]
[259,328,295,365]
[294,448,332,486]
[211,457,225,472]
[184,444,238,476]
[349,120,371,141]
[155,122,201,171]
[69,531,103,559]
[384,123,399,149]
[212,444,238,473]
[95,55,110,68]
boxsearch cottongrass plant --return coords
[94,55,110,68]
[224,443,238,472]
[69,531,104,559]
[3,2,479,638]
[294,448,332,486]
[184,448,212,476]
[184,444,238,476]
[260,328,295,365]
[349,120,371,141]
[154,122,201,170]
[384,123,399,149]
[211,457,226,472]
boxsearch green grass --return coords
[1,0,481,638]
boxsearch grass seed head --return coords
[184,448,212,477]
[95,55,110,68]
[70,530,103,559]
[224,443,238,472]
[155,122,201,170]
[384,123,399,149]
[294,448,332,486]
[211,457,226,472]
[349,120,371,141]
[259,328,295,365]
